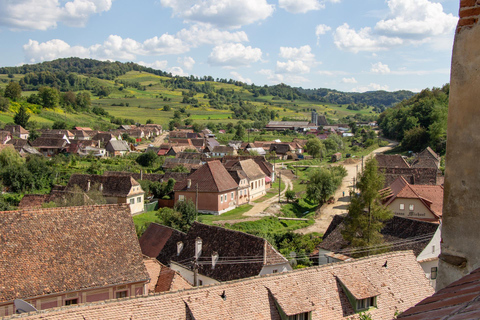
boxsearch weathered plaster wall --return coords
[438,0,480,289]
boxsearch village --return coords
[0,111,448,319]
[1,0,480,318]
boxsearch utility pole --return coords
[362,155,364,172]
[195,183,198,220]
[278,172,282,203]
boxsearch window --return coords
[409,204,415,211]
[431,267,438,280]
[231,192,234,199]
[272,269,278,273]
[356,297,376,311]
[288,312,310,320]
[198,280,203,286]
[137,197,142,203]
[432,245,435,254]
[220,195,223,203]
[129,198,135,205]
[251,182,253,189]
[399,203,405,210]
[179,195,185,202]
[116,291,128,299]
[65,299,78,306]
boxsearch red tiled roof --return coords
[11,251,434,320]
[0,204,149,303]
[174,160,238,193]
[399,266,480,319]
[139,223,186,258]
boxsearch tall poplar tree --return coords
[341,158,393,256]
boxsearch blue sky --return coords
[0,0,459,92]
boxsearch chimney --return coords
[212,252,219,269]
[87,180,91,192]
[140,170,143,180]
[187,179,192,189]
[195,237,202,259]
[177,241,184,256]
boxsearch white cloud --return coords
[160,0,274,29]
[178,56,195,70]
[279,0,324,14]
[342,77,357,84]
[352,83,389,92]
[276,60,310,74]
[375,0,457,39]
[208,43,262,67]
[168,66,189,77]
[333,0,457,53]
[230,71,252,84]
[334,23,403,53]
[137,60,169,70]
[315,24,331,44]
[23,34,189,63]
[176,24,249,47]
[258,69,309,84]
[317,70,349,76]
[279,45,315,63]
[371,62,391,74]
[0,0,113,30]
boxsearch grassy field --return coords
[198,204,254,224]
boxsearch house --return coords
[227,167,250,205]
[166,145,196,157]
[66,174,145,214]
[265,121,316,132]
[72,129,91,140]
[380,176,444,223]
[0,130,12,144]
[8,251,434,320]
[145,222,292,285]
[210,145,236,157]
[92,132,117,145]
[399,266,480,319]
[78,145,107,157]
[269,143,293,160]
[0,204,149,317]
[380,167,442,187]
[246,147,266,156]
[105,139,130,156]
[174,160,238,215]
[30,137,69,156]
[317,214,441,287]
[4,125,29,139]
[376,154,410,168]
[225,159,266,201]
[162,157,203,172]
[411,147,441,169]
[6,139,42,156]
[143,257,192,294]
[39,129,75,140]
[221,155,275,184]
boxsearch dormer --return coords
[336,274,379,313]
[267,286,314,320]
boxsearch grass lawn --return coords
[132,210,159,230]
[198,204,254,224]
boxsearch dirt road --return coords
[136,132,168,150]
[293,141,398,234]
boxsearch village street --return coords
[293,141,398,234]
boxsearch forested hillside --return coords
[378,84,449,154]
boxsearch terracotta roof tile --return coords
[66,174,142,198]
[399,267,480,319]
[7,251,433,320]
[139,223,186,259]
[174,161,238,193]
[0,204,149,303]
[376,154,410,168]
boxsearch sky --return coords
[0,0,459,93]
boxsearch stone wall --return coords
[438,0,480,289]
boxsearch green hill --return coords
[0,58,415,130]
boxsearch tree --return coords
[170,164,189,172]
[306,169,337,205]
[285,189,296,203]
[38,86,60,108]
[0,96,9,112]
[4,81,22,101]
[146,119,153,124]
[341,158,393,256]
[305,137,325,159]
[156,207,187,232]
[163,105,171,111]
[52,120,67,129]
[136,151,158,167]
[14,105,30,128]
[174,199,197,227]
[233,123,246,140]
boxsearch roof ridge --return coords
[0,203,130,215]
